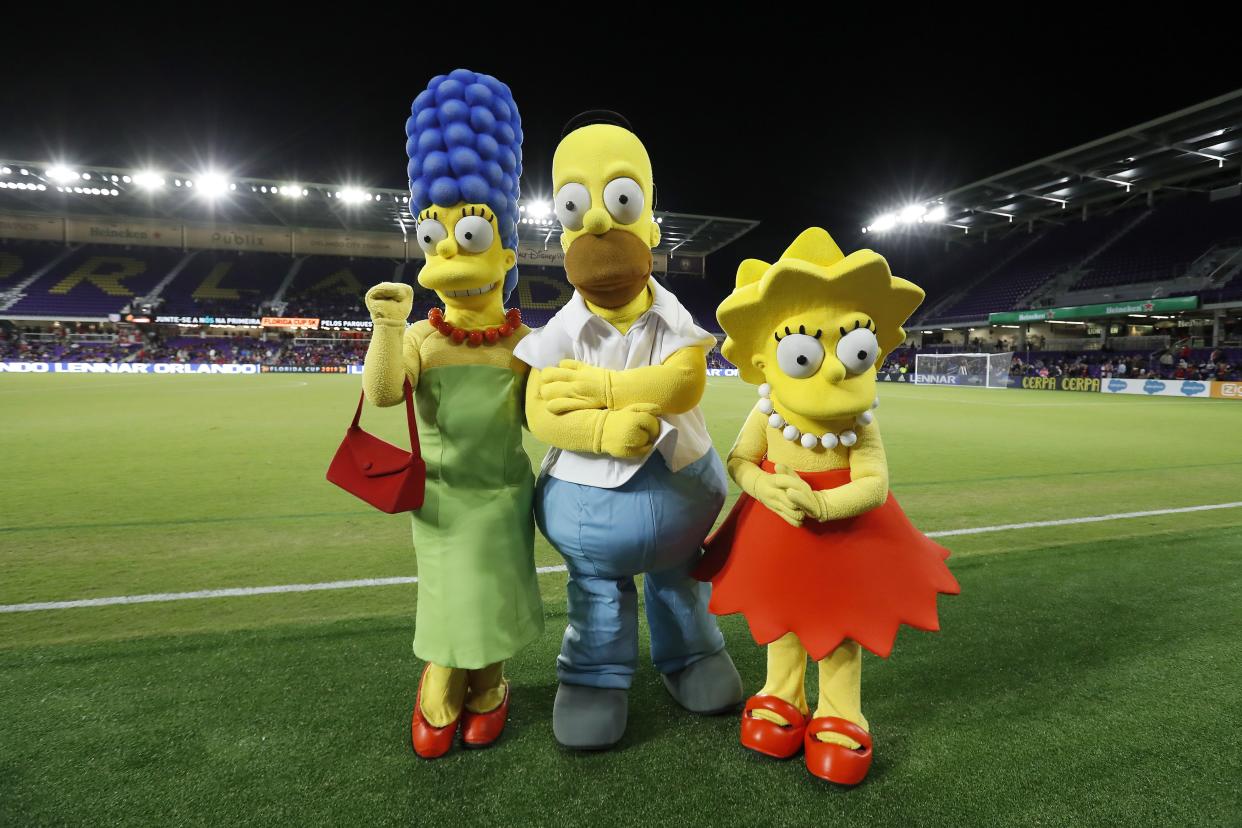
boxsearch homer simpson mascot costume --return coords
[515,113,743,750]
[361,69,542,759]
[695,228,960,784]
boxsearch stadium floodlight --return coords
[924,204,948,223]
[132,170,165,190]
[526,200,551,219]
[340,187,367,204]
[279,184,304,198]
[899,204,926,224]
[45,165,80,184]
[194,172,230,198]
[869,213,898,233]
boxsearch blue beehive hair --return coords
[405,68,523,300]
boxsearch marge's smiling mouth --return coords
[442,282,498,298]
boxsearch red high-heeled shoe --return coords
[739,695,808,759]
[410,666,460,759]
[460,681,510,748]
[804,716,873,785]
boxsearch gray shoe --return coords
[661,650,744,714]
[553,683,628,750]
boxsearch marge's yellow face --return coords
[414,202,515,301]
[552,125,660,252]
[752,306,881,423]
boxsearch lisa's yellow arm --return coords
[811,422,889,521]
[725,407,773,498]
[362,320,421,407]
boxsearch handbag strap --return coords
[351,378,421,458]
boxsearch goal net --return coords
[914,352,1013,388]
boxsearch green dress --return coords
[409,363,543,669]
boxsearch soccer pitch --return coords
[1,374,1239,826]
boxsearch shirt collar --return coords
[560,277,682,338]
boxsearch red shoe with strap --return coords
[461,681,510,748]
[410,667,460,759]
[804,716,874,785]
[739,695,808,759]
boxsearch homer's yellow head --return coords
[718,228,923,425]
[552,123,661,308]
[413,203,516,308]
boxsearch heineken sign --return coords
[988,296,1198,324]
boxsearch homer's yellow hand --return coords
[754,463,816,527]
[540,359,610,413]
[599,403,661,458]
[365,282,413,323]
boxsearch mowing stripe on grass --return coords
[3,501,1240,613]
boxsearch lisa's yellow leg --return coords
[751,632,811,727]
[420,663,468,727]
[465,661,506,714]
[812,641,869,748]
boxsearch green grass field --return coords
[1,374,1240,826]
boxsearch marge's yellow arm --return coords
[726,407,890,521]
[363,320,422,407]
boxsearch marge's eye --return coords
[416,219,447,254]
[455,216,493,253]
[555,183,590,231]
[776,333,824,379]
[837,327,879,374]
[603,177,644,224]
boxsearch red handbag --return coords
[326,379,426,513]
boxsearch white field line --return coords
[3,503,1240,614]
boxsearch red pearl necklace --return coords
[428,307,522,347]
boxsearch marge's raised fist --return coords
[365,282,414,322]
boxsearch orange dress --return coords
[695,460,960,660]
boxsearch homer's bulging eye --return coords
[775,331,825,379]
[603,177,644,224]
[555,183,590,231]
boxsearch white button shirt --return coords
[514,278,717,489]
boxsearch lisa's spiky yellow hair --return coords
[717,228,925,385]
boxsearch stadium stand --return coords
[4,244,182,317]
[282,256,406,320]
[159,250,293,317]
[1070,196,1242,289]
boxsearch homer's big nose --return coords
[583,208,612,235]
[435,238,458,258]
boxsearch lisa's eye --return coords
[603,177,644,224]
[555,183,590,231]
[455,215,493,253]
[837,327,880,374]
[776,333,825,379]
[416,219,447,254]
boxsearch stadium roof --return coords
[862,88,1242,239]
[0,161,757,258]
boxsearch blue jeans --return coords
[535,450,729,690]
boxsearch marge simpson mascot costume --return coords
[514,113,742,750]
[362,69,541,759]
[695,228,960,784]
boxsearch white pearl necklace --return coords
[756,383,877,450]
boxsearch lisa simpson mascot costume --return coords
[515,113,742,750]
[361,69,541,759]
[696,228,960,784]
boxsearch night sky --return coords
[4,21,1239,272]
